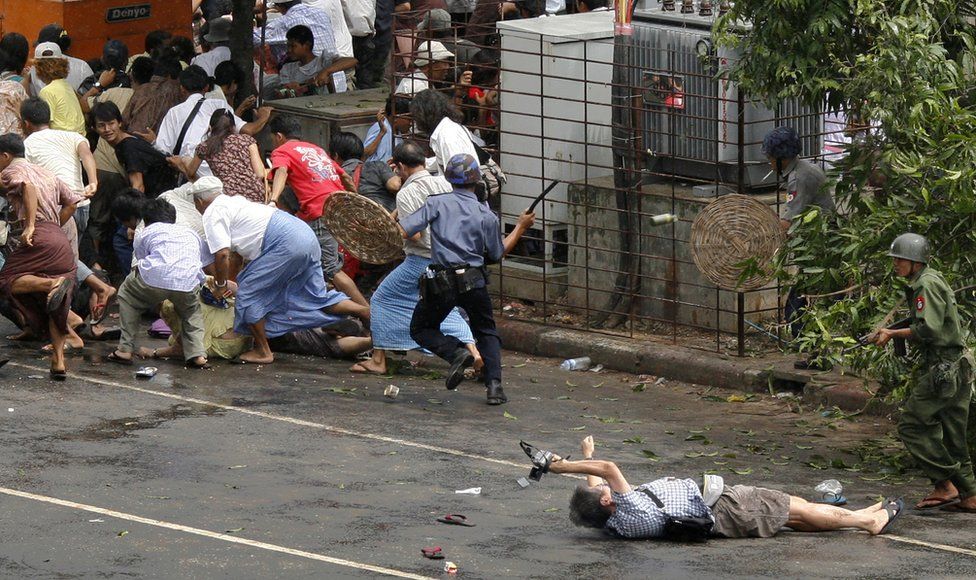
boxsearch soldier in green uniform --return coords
[872,233,976,512]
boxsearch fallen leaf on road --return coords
[641,450,660,462]
[727,395,747,403]
[228,465,247,470]
[566,380,578,387]
[571,426,586,430]
[556,396,571,400]
[633,383,647,392]
[117,531,128,537]
[795,444,814,450]
[623,436,644,444]
[591,382,605,388]
[225,527,245,533]
[730,467,753,475]
[544,507,560,512]
[426,399,443,405]
[503,411,518,420]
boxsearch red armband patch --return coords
[916,296,925,311]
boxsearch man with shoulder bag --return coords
[528,435,904,540]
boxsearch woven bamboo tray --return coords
[690,194,785,291]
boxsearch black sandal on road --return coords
[46,278,71,314]
[106,350,134,366]
[879,498,905,535]
[49,368,67,381]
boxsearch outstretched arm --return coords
[549,455,632,494]
[502,211,535,257]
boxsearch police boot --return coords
[486,380,507,405]
[445,348,475,390]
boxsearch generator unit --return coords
[631,8,823,187]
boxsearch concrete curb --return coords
[498,319,895,417]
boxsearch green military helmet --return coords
[888,233,930,264]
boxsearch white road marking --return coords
[882,534,976,558]
[0,486,435,580]
[18,362,975,560]
[8,362,583,480]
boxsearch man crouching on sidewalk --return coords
[543,436,903,539]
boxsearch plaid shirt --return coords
[257,4,338,65]
[606,478,713,539]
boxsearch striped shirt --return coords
[134,222,214,292]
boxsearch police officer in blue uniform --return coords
[399,153,535,405]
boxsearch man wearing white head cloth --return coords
[193,187,369,364]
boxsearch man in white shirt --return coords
[151,65,271,177]
[194,186,369,364]
[20,97,97,233]
[191,17,232,76]
[28,24,93,95]
[395,41,454,95]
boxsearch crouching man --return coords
[544,436,902,539]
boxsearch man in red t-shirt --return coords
[267,115,367,306]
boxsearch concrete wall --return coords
[564,176,781,333]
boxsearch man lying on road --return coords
[538,436,903,539]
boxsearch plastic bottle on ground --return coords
[560,357,591,371]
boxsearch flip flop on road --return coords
[106,350,134,366]
[940,503,976,513]
[46,278,71,314]
[420,546,445,560]
[915,495,960,510]
[878,498,904,535]
[437,514,475,527]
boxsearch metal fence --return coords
[390,6,845,356]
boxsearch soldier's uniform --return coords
[898,264,976,498]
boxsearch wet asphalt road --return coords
[2,331,976,579]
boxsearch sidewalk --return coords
[498,319,895,416]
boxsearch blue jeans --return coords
[73,204,90,235]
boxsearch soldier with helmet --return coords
[399,152,535,405]
[872,233,976,512]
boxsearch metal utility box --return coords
[0,0,192,61]
[631,9,823,188]
[497,11,615,267]
[268,88,389,150]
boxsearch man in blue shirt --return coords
[543,435,904,539]
[399,153,533,404]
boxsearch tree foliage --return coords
[714,1,976,394]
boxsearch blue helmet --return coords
[444,153,481,185]
[762,126,802,160]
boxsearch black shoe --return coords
[486,380,507,405]
[445,349,474,390]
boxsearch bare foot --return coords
[45,277,65,302]
[41,337,84,352]
[239,349,274,364]
[868,500,903,535]
[350,360,385,374]
[854,501,884,514]
[7,330,33,341]
[916,481,959,509]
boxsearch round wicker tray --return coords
[690,194,785,291]
[321,192,404,265]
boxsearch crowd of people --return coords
[0,0,564,406]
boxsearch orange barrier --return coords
[0,0,192,60]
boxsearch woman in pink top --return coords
[171,110,267,203]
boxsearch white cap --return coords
[190,176,224,195]
[413,41,453,68]
[34,42,63,59]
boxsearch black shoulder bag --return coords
[172,96,207,156]
[639,488,713,542]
